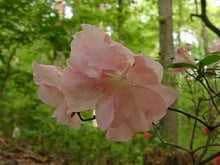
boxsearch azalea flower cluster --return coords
[210,39,220,53]
[170,39,220,73]
[170,44,196,73]
[33,24,179,142]
[210,39,220,67]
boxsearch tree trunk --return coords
[118,0,124,44]
[177,0,182,44]
[202,22,209,55]
[54,0,64,66]
[0,46,17,105]
[158,0,178,143]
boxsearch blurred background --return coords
[0,0,219,164]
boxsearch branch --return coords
[190,14,201,21]
[190,99,201,152]
[192,144,220,154]
[200,94,218,101]
[199,79,220,113]
[203,76,218,96]
[0,45,18,103]
[168,107,219,131]
[191,0,220,37]
[200,151,220,164]
[168,107,209,127]
[195,132,212,165]
[153,124,189,152]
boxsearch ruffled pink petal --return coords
[70,24,106,59]
[210,39,220,53]
[95,96,115,130]
[68,24,110,77]
[128,55,162,86]
[106,123,137,142]
[175,54,196,65]
[130,85,168,125]
[62,68,104,111]
[174,45,196,65]
[52,103,81,129]
[111,85,170,132]
[127,102,153,132]
[89,42,134,73]
[110,83,169,130]
[129,113,152,132]
[67,57,101,78]
[38,85,64,107]
[131,85,166,113]
[145,84,179,121]
[68,24,134,78]
[110,86,136,127]
[107,85,153,132]
[148,84,179,107]
[170,45,196,73]
[143,56,163,82]
[67,112,81,129]
[52,103,68,123]
[32,62,63,88]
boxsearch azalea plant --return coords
[33,25,220,164]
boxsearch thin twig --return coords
[190,99,201,163]
[192,144,220,154]
[153,124,189,152]
[199,80,219,113]
[203,75,218,96]
[168,107,209,127]
[191,0,220,37]
[200,151,220,164]
[195,132,212,165]
[200,94,218,101]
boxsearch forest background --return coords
[0,0,219,164]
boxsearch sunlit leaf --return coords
[166,63,196,69]
[198,55,220,67]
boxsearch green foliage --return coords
[166,62,196,68]
[198,54,220,67]
[0,0,161,164]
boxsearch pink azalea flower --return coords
[210,39,220,53]
[170,44,196,73]
[32,62,81,129]
[61,24,179,142]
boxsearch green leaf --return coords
[208,52,220,56]
[198,55,220,67]
[166,63,196,69]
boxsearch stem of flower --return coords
[77,112,96,121]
